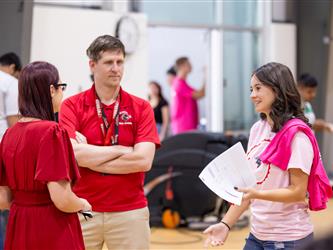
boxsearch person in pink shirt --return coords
[171,57,205,134]
[203,62,331,250]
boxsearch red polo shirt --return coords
[59,85,160,212]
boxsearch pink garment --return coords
[260,118,333,211]
[247,120,314,241]
[171,77,198,134]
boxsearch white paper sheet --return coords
[199,142,256,206]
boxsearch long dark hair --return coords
[18,61,59,121]
[253,62,310,132]
[148,81,166,103]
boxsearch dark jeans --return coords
[244,232,314,250]
[0,210,9,250]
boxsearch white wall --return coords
[30,5,148,99]
[269,23,297,78]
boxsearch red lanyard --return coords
[95,89,120,145]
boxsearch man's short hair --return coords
[175,57,189,70]
[298,73,318,88]
[0,52,22,72]
[166,66,176,76]
[86,35,125,61]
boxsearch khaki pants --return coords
[79,207,150,250]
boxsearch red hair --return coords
[19,61,59,121]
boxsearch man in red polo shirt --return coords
[59,35,160,250]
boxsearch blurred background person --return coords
[148,81,169,141]
[0,52,21,138]
[297,73,333,132]
[171,57,205,135]
[166,66,177,86]
[0,61,91,250]
[0,52,21,250]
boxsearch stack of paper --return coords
[199,142,256,206]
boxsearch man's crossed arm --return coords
[71,132,155,174]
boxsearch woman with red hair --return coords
[0,61,90,250]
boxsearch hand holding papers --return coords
[199,142,256,206]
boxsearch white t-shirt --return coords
[304,101,316,125]
[247,119,314,241]
[0,70,18,140]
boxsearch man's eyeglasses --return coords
[54,83,67,91]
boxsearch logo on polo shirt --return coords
[119,111,132,125]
